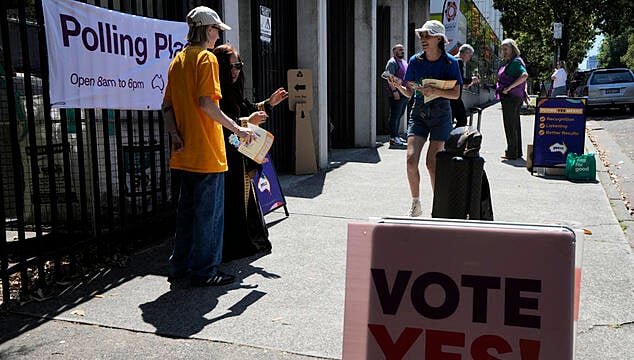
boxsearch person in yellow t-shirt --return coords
[161,6,255,287]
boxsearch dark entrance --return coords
[250,0,297,172]
[376,6,391,136]
[327,0,355,148]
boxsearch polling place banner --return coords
[43,0,188,110]
[343,218,576,359]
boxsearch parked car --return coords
[582,68,634,111]
[569,69,594,97]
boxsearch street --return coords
[586,107,634,248]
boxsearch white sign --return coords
[344,218,576,359]
[259,6,271,43]
[553,22,562,39]
[442,0,461,53]
[43,0,188,110]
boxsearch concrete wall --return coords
[354,0,377,147]
[296,0,328,169]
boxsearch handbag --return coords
[565,153,596,182]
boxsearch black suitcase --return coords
[432,151,491,220]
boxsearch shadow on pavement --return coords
[3,239,276,343]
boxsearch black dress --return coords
[220,94,272,262]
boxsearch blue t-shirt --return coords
[404,52,463,101]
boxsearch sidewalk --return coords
[1,104,633,359]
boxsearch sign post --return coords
[553,22,562,65]
[287,69,317,174]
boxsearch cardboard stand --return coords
[294,103,317,174]
[288,69,317,175]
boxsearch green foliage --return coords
[597,29,632,68]
[492,0,633,80]
[492,0,597,80]
[622,33,634,70]
[591,0,634,37]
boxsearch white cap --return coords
[186,6,231,30]
[415,20,448,44]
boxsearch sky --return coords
[580,34,604,69]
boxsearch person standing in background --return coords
[450,43,479,128]
[496,38,528,160]
[551,60,567,97]
[212,44,288,262]
[382,44,409,146]
[162,6,255,287]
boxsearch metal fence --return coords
[0,0,220,307]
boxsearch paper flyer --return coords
[236,123,274,164]
[416,79,457,103]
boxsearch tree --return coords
[623,32,634,70]
[492,0,634,80]
[492,0,596,81]
[591,0,634,37]
[597,29,632,68]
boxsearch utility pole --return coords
[553,22,562,65]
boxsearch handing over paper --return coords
[228,123,274,164]
[410,79,457,103]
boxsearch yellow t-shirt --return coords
[164,46,227,173]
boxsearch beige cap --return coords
[415,20,448,43]
[186,6,231,30]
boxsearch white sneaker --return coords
[408,199,422,217]
[398,136,408,144]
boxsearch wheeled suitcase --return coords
[432,151,492,220]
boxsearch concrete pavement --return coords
[1,103,633,359]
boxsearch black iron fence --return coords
[0,0,221,307]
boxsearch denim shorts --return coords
[407,98,453,141]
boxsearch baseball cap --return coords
[415,20,447,43]
[186,6,231,30]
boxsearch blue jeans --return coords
[388,95,409,137]
[551,86,566,97]
[170,170,225,280]
[407,98,453,141]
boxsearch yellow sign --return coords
[539,108,584,114]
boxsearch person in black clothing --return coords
[450,44,479,128]
[212,44,288,262]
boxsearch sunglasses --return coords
[230,62,243,70]
[212,25,224,33]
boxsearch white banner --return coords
[43,0,188,110]
[442,0,461,54]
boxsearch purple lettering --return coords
[60,14,80,47]
[154,33,168,59]
[82,26,99,51]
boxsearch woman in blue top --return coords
[400,20,462,217]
